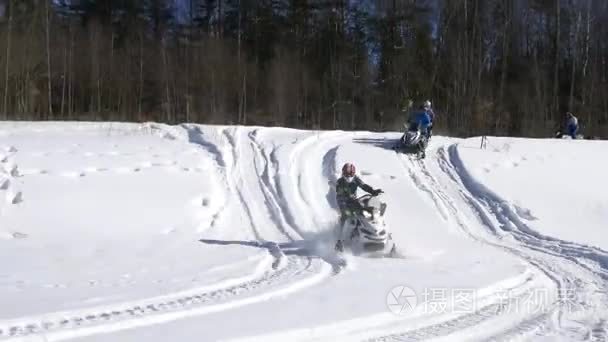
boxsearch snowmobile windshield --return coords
[366,197,383,210]
[361,196,384,218]
[404,130,420,145]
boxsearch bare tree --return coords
[553,0,560,117]
[3,0,12,118]
[45,0,53,117]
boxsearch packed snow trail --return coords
[0,123,333,341]
[1,122,606,341]
[436,141,608,341]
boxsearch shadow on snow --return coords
[352,137,399,152]
[200,230,346,273]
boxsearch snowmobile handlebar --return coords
[356,191,383,201]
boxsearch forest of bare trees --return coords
[0,0,606,137]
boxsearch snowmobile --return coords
[395,122,428,158]
[336,194,401,258]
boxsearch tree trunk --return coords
[61,25,67,117]
[498,1,510,134]
[138,30,144,118]
[581,0,592,106]
[45,0,53,117]
[161,39,171,123]
[3,0,12,118]
[68,22,74,119]
[237,0,242,123]
[553,0,560,117]
[218,0,223,38]
[109,29,115,117]
[242,69,247,125]
[569,5,582,111]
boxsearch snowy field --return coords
[0,122,607,341]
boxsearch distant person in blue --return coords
[422,100,435,139]
[409,102,432,139]
[566,112,579,139]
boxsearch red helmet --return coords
[342,163,356,177]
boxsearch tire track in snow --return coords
[220,127,264,241]
[425,150,584,341]
[446,145,608,280]
[365,286,549,342]
[187,126,337,294]
[229,268,547,342]
[0,254,331,341]
[247,130,299,241]
[285,131,343,230]
[247,129,339,238]
[438,144,608,340]
[281,131,353,273]
[7,124,328,341]
[410,153,560,340]
[180,124,231,232]
[206,126,342,280]
[247,130,349,273]
[359,151,556,342]
[181,125,263,240]
[0,125,333,341]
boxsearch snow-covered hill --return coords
[0,122,606,341]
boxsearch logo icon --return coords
[386,285,417,315]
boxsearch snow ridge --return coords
[441,143,608,340]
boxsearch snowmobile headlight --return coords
[362,211,372,218]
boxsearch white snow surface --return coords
[0,122,606,341]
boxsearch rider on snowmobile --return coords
[409,102,432,139]
[404,104,432,158]
[422,100,435,139]
[335,163,383,250]
[566,112,579,139]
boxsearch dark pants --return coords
[338,199,362,233]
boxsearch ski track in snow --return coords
[434,144,608,340]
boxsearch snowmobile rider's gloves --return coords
[372,189,384,196]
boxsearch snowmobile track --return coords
[0,255,328,341]
[248,130,299,240]
[366,288,551,342]
[445,145,608,280]
[362,152,557,341]
[440,143,608,340]
[0,126,338,341]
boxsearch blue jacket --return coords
[412,110,431,129]
[567,116,579,133]
[427,109,435,124]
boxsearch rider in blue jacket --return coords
[423,100,435,138]
[410,105,432,138]
[566,112,579,139]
